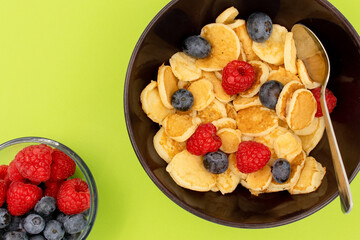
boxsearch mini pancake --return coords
[217,128,242,153]
[256,126,289,160]
[163,112,201,142]
[297,59,321,89]
[236,106,279,137]
[286,88,317,130]
[196,23,241,71]
[293,117,319,136]
[198,99,227,123]
[140,81,174,123]
[268,67,300,86]
[187,79,215,111]
[178,80,190,89]
[233,95,261,111]
[233,20,260,61]
[166,150,217,192]
[216,152,243,194]
[169,52,202,81]
[239,61,269,97]
[215,6,239,24]
[238,41,247,62]
[241,165,272,192]
[284,32,298,74]
[227,19,245,29]
[225,103,237,119]
[214,71,222,80]
[299,117,325,155]
[289,156,326,194]
[153,127,186,163]
[212,117,237,130]
[275,80,304,121]
[274,132,302,161]
[252,24,288,65]
[278,119,289,129]
[202,72,234,103]
[157,64,179,109]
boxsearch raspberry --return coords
[45,180,64,199]
[236,141,271,173]
[186,123,222,156]
[15,144,53,182]
[0,165,10,207]
[311,87,337,117]
[6,181,43,216]
[222,60,255,95]
[57,178,90,215]
[49,150,76,181]
[8,160,25,182]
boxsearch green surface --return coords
[0,0,359,239]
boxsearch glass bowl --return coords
[0,137,98,239]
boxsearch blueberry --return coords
[29,236,45,240]
[55,213,70,225]
[34,197,56,217]
[259,80,284,109]
[63,233,80,240]
[6,216,24,232]
[63,214,86,235]
[3,231,28,240]
[246,12,273,43]
[203,151,228,174]
[171,89,194,111]
[0,208,11,229]
[271,158,291,183]
[182,35,211,59]
[43,220,64,240]
[23,214,45,235]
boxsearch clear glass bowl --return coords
[0,137,98,239]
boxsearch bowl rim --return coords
[0,136,98,238]
[124,0,360,228]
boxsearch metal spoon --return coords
[291,24,353,214]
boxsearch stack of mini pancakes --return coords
[140,6,326,196]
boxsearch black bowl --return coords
[124,0,360,228]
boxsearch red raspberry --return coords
[57,178,90,215]
[8,160,25,182]
[44,180,64,199]
[15,144,53,182]
[6,181,43,216]
[222,60,255,95]
[311,87,337,117]
[0,165,9,183]
[236,141,271,173]
[186,123,222,156]
[0,165,10,207]
[49,150,76,181]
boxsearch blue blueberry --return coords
[43,220,64,240]
[246,12,273,43]
[34,197,57,217]
[3,231,28,240]
[0,208,11,229]
[63,214,86,235]
[23,214,45,235]
[29,236,45,240]
[203,151,228,174]
[55,213,70,225]
[182,35,211,59]
[259,80,284,109]
[171,89,194,111]
[6,216,24,232]
[271,158,291,183]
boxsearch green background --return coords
[0,0,359,239]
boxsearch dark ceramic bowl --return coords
[124,0,360,228]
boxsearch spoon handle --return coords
[321,96,353,214]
